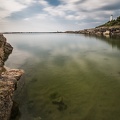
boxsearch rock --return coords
[96,31,103,36]
[49,92,67,111]
[0,34,13,74]
[34,117,42,120]
[64,26,120,37]
[0,34,24,120]
[4,43,13,54]
[52,97,63,104]
[10,101,21,120]
[103,30,111,36]
[2,69,24,81]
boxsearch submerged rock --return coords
[50,92,67,111]
[0,34,24,120]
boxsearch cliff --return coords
[0,34,24,120]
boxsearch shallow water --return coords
[4,33,120,120]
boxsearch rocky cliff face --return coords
[0,34,24,120]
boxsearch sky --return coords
[0,0,120,32]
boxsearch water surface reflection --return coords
[4,33,120,120]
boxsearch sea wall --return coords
[65,26,120,37]
[0,34,24,120]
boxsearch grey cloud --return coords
[0,7,5,10]
[1,0,120,32]
[74,0,120,13]
[98,2,120,11]
[75,0,89,4]
[7,2,43,20]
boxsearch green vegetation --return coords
[97,16,120,27]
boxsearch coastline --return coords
[65,26,120,37]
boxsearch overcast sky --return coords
[0,0,120,32]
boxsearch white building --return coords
[110,15,113,21]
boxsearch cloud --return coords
[0,0,120,32]
[17,0,35,5]
[43,6,66,17]
[39,0,48,6]
[97,1,120,11]
[42,0,120,28]
[7,2,43,20]
[0,0,26,19]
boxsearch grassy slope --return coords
[97,16,120,28]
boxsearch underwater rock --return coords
[34,116,42,120]
[50,92,67,111]
[52,97,67,111]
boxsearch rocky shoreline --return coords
[0,34,24,120]
[65,26,120,37]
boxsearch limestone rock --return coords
[0,69,24,120]
[0,34,24,120]
[0,34,13,74]
[103,30,111,35]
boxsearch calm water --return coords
[4,34,120,120]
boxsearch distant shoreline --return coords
[65,26,120,37]
[2,32,64,34]
[2,25,120,37]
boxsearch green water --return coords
[4,34,120,120]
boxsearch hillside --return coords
[97,16,120,28]
[65,16,120,36]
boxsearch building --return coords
[110,15,113,21]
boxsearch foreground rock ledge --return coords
[0,34,24,120]
[0,69,24,120]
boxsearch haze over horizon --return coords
[0,0,120,32]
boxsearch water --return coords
[4,33,120,120]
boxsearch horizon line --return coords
[1,31,64,34]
